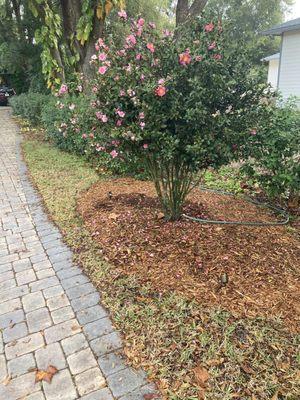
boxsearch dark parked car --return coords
[0,86,15,106]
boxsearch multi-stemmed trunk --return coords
[145,154,196,221]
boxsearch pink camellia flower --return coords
[98,53,107,61]
[140,122,145,129]
[82,134,87,139]
[58,84,68,95]
[137,18,145,27]
[158,78,165,85]
[96,145,105,152]
[98,66,108,75]
[117,49,126,57]
[126,34,137,46]
[208,41,216,50]
[89,133,94,139]
[95,112,108,122]
[139,112,145,119]
[213,54,222,60]
[116,109,125,118]
[163,29,172,37]
[92,86,98,93]
[148,22,156,29]
[143,143,148,149]
[146,43,155,53]
[116,119,123,127]
[136,53,142,60]
[205,23,214,32]
[118,10,127,19]
[95,44,100,51]
[155,85,167,97]
[110,150,118,158]
[250,129,257,135]
[97,38,105,46]
[179,50,192,66]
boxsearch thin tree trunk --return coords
[82,18,105,77]
[176,0,209,26]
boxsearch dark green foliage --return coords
[242,101,300,203]
[10,93,50,126]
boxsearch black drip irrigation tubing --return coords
[182,187,290,227]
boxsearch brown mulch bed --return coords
[78,177,300,331]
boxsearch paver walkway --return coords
[0,108,159,400]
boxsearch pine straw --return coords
[78,177,300,332]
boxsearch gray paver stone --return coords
[90,332,122,357]
[44,319,81,344]
[106,367,147,398]
[75,367,106,396]
[35,342,67,370]
[3,321,28,343]
[7,353,36,378]
[5,332,44,360]
[61,333,88,356]
[77,305,107,325]
[80,388,114,400]
[42,369,77,400]
[22,291,45,313]
[70,291,100,312]
[67,348,97,375]
[98,353,127,377]
[84,317,114,341]
[27,307,52,333]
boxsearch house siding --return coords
[268,59,279,88]
[278,29,300,105]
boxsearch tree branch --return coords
[189,0,209,17]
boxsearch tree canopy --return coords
[0,0,295,92]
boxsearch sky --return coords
[286,0,300,20]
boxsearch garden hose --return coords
[182,186,290,227]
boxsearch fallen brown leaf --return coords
[35,365,58,383]
[240,363,255,375]
[143,394,160,399]
[193,365,210,387]
[1,374,12,385]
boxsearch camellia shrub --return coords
[42,90,145,176]
[87,12,273,220]
[242,101,300,207]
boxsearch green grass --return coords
[22,139,300,400]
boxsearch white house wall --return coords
[268,59,279,88]
[278,29,300,105]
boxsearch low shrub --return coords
[242,101,300,206]
[41,94,146,177]
[10,92,50,126]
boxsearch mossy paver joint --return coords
[0,108,160,400]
